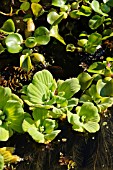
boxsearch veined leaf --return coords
[28,127,45,143]
[58,78,80,99]
[0,86,11,109]
[44,130,61,142]
[33,69,56,91]
[3,100,24,133]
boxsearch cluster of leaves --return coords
[0,59,113,143]
[0,0,113,72]
[0,147,22,170]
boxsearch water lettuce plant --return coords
[67,102,100,133]
[21,69,80,118]
[0,86,25,141]
[22,108,61,143]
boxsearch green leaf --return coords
[101,3,110,13]
[5,33,23,53]
[25,37,37,48]
[83,121,100,133]
[31,3,44,17]
[88,33,102,46]
[28,127,45,143]
[52,0,67,7]
[0,154,4,170]
[97,97,113,112]
[48,107,64,118]
[87,62,105,74]
[89,15,104,30]
[77,5,92,16]
[90,0,108,16]
[50,25,66,45]
[80,94,92,103]
[0,19,15,34]
[22,117,36,132]
[0,127,9,141]
[77,72,93,90]
[47,11,61,25]
[3,100,24,133]
[33,69,56,91]
[58,78,80,99]
[20,2,30,11]
[96,79,113,97]
[102,29,113,40]
[34,26,50,45]
[0,86,11,109]
[78,102,100,123]
[88,84,101,100]
[77,39,88,47]
[27,81,49,104]
[43,119,57,134]
[44,130,61,142]
[67,111,84,132]
[68,102,100,133]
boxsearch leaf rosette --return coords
[67,102,100,133]
[21,69,80,118]
[0,86,25,141]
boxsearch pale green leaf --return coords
[0,127,9,141]
[50,25,66,45]
[28,127,45,143]
[44,130,61,142]
[58,78,80,99]
[22,118,35,132]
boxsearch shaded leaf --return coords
[34,26,50,45]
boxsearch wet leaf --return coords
[0,19,15,34]
[34,26,50,45]
[5,33,23,53]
